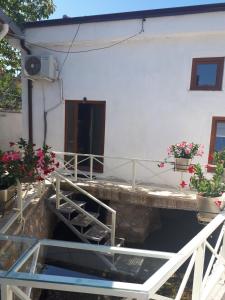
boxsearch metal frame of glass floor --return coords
[0,214,225,300]
[0,234,174,300]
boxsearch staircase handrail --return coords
[54,171,116,246]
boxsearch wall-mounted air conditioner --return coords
[24,55,58,81]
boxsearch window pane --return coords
[196,63,218,87]
[215,122,225,151]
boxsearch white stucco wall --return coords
[20,11,225,186]
[0,112,22,151]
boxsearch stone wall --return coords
[109,202,161,243]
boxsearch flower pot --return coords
[175,158,191,172]
[196,194,224,220]
[0,185,16,203]
[0,185,17,215]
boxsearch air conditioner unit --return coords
[24,55,58,81]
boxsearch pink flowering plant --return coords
[167,142,204,159]
[0,138,59,189]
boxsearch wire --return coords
[58,24,80,76]
[8,18,145,55]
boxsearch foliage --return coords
[0,0,55,111]
[190,162,224,197]
[0,138,59,189]
[214,150,225,168]
[167,141,204,159]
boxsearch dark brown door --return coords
[65,100,105,171]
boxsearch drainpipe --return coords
[20,40,33,144]
[0,24,9,40]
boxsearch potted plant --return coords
[0,138,59,204]
[190,162,225,219]
[167,141,204,171]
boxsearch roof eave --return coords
[23,2,225,29]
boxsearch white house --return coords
[9,3,225,186]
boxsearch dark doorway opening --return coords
[65,101,106,172]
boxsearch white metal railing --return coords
[145,213,225,300]
[54,171,116,246]
[0,214,225,299]
[54,152,177,190]
[0,181,46,235]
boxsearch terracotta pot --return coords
[197,194,223,220]
[175,158,191,172]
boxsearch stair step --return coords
[71,212,99,227]
[104,237,125,247]
[48,190,74,203]
[83,224,109,242]
[114,255,144,276]
[58,200,85,214]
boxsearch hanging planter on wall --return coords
[167,142,204,172]
[175,157,192,172]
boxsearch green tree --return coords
[0,0,55,111]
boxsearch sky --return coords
[50,0,225,19]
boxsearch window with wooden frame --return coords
[209,117,225,164]
[190,57,224,91]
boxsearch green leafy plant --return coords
[190,162,224,197]
[214,150,225,168]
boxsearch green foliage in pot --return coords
[214,150,225,168]
[190,162,224,197]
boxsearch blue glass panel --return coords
[215,137,225,152]
[215,122,225,152]
[196,63,217,86]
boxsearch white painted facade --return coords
[18,10,225,186]
[0,111,22,151]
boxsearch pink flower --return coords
[215,199,222,208]
[185,149,191,155]
[188,165,195,174]
[180,180,187,188]
[208,154,214,162]
[158,162,165,168]
[1,153,9,163]
[37,149,44,158]
[11,151,20,161]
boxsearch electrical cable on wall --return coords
[8,18,145,55]
[58,23,80,76]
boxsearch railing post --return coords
[111,212,116,246]
[16,180,23,220]
[90,155,93,180]
[1,284,13,300]
[192,243,205,300]
[132,159,136,190]
[56,175,60,209]
[74,153,78,181]
[37,181,42,197]
[221,224,225,260]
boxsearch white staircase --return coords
[46,173,146,276]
